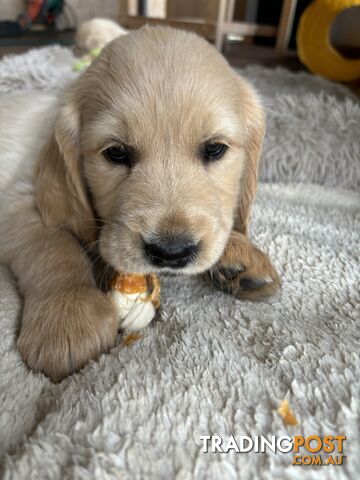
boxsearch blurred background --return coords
[0,0,359,81]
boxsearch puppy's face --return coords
[73,28,253,275]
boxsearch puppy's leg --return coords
[209,230,280,300]
[6,210,118,381]
[208,79,280,300]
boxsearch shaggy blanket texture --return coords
[0,47,359,480]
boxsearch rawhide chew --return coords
[109,273,160,331]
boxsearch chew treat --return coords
[278,399,299,426]
[109,273,160,331]
[122,332,143,347]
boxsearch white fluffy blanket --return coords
[0,47,359,480]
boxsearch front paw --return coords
[18,287,118,381]
[209,231,280,300]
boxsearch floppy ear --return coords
[35,99,95,242]
[234,78,265,236]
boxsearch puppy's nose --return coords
[144,236,198,269]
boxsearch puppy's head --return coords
[37,26,264,275]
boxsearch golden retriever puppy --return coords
[0,26,279,381]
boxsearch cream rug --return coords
[0,46,359,480]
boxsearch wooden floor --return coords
[0,30,75,58]
[224,41,304,70]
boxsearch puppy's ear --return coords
[35,98,95,242]
[234,77,265,236]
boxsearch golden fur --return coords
[1,26,279,381]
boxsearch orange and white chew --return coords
[109,273,160,331]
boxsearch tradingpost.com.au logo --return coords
[200,435,346,466]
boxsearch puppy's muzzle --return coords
[143,235,198,269]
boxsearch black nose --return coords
[144,236,198,269]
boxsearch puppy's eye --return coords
[203,142,228,162]
[103,145,132,167]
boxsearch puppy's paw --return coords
[209,231,280,300]
[18,287,118,382]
